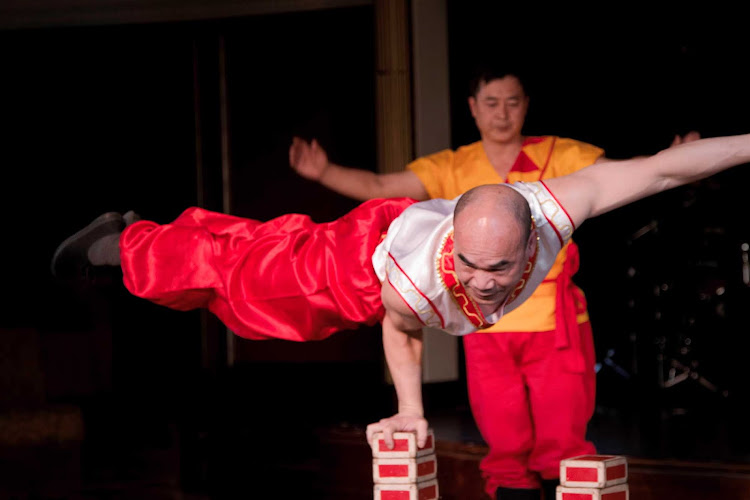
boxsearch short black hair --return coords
[467,59,530,98]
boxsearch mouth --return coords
[473,290,502,301]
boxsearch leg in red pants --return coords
[119,199,414,342]
[463,322,596,498]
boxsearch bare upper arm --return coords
[544,155,668,228]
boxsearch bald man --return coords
[53,134,750,498]
[365,133,750,463]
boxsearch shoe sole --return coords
[51,212,124,277]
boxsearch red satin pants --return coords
[119,199,415,341]
[463,322,597,496]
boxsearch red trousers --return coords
[119,200,415,341]
[463,322,597,496]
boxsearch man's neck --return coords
[478,300,506,324]
[481,136,525,179]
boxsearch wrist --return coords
[317,162,333,182]
[397,403,424,417]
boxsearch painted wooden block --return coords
[560,454,628,488]
[373,453,438,484]
[374,478,439,500]
[556,483,629,500]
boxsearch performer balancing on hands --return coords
[53,132,750,484]
[290,63,699,500]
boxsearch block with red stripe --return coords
[374,478,439,500]
[560,454,627,488]
[556,483,629,500]
[371,429,435,458]
[373,453,437,484]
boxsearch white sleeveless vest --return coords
[371,181,574,336]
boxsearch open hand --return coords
[289,137,329,181]
[670,130,701,147]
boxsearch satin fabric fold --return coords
[120,198,416,341]
[554,241,588,372]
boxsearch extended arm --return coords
[365,281,430,449]
[547,133,750,227]
[289,137,429,201]
[592,131,702,164]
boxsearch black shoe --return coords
[51,212,124,278]
[496,487,542,500]
[541,479,559,500]
[123,210,141,226]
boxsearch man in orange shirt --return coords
[290,63,699,500]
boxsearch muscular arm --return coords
[547,133,750,227]
[365,281,430,449]
[289,137,429,201]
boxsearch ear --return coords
[468,96,478,118]
[526,228,538,257]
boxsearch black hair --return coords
[466,59,531,98]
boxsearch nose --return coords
[495,104,508,120]
[471,270,495,291]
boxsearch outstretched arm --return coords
[593,131,702,164]
[366,281,430,450]
[289,137,429,201]
[547,133,750,227]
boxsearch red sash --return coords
[554,242,588,373]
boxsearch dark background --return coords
[1,3,749,498]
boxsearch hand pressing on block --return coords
[366,414,432,453]
[368,429,435,458]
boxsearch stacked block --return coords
[371,429,439,500]
[557,455,629,500]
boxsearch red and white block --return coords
[371,429,435,458]
[373,453,438,484]
[556,483,629,500]
[560,455,628,488]
[374,478,439,500]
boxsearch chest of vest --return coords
[371,181,574,336]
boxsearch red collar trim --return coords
[438,219,539,326]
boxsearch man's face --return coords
[468,76,529,144]
[453,215,534,315]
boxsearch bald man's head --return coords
[452,185,534,316]
[454,184,531,241]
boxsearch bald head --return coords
[454,184,531,241]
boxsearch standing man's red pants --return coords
[463,322,597,496]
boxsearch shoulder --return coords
[384,198,456,244]
[451,141,484,162]
[407,141,483,167]
[408,147,456,170]
[552,137,605,157]
[543,136,605,176]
